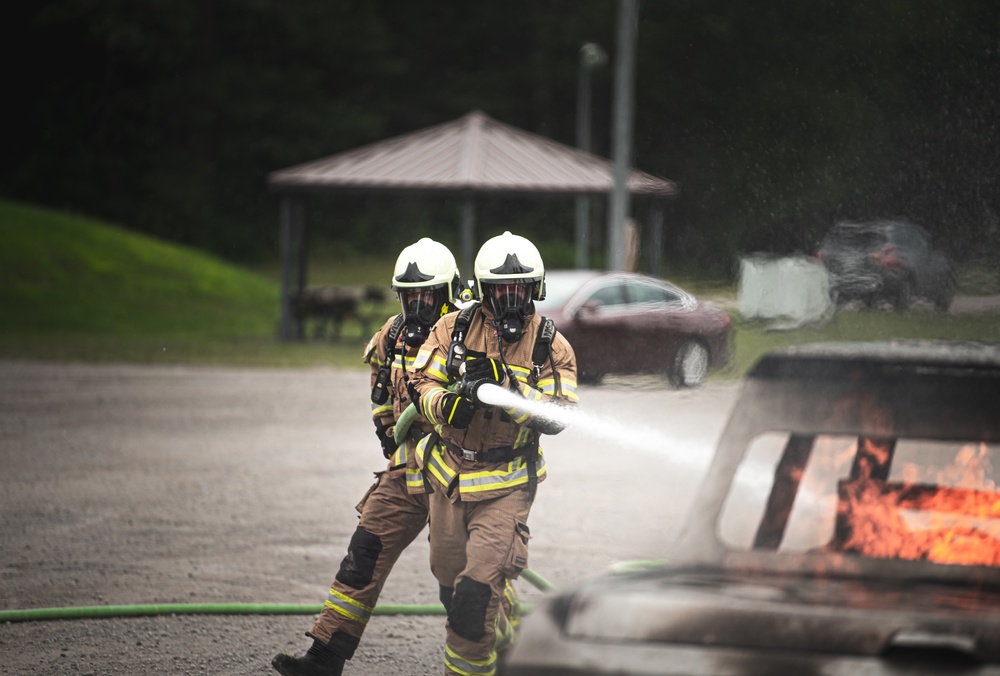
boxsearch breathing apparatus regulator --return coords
[371,238,464,405]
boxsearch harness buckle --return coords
[462,449,479,462]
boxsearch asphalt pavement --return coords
[0,360,738,675]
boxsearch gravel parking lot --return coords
[5,296,999,674]
[0,360,738,675]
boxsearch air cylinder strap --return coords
[371,314,406,405]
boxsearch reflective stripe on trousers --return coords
[445,645,495,676]
[323,588,373,625]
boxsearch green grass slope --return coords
[0,199,372,367]
[0,199,278,335]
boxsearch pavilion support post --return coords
[575,196,590,269]
[647,202,664,277]
[278,194,307,342]
[460,196,475,282]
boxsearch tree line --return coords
[4,0,999,274]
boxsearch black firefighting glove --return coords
[439,392,475,429]
[464,356,506,385]
[467,378,502,408]
[374,419,397,459]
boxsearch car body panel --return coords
[503,340,1000,675]
[534,270,731,383]
[512,572,1000,675]
[560,572,1000,654]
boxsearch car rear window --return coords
[825,228,885,250]
[586,284,627,307]
[719,432,1000,567]
[627,282,681,304]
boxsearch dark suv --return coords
[817,220,955,311]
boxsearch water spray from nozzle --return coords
[473,383,710,469]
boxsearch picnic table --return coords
[292,285,389,340]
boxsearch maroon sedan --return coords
[533,270,732,386]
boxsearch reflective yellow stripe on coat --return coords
[417,435,546,497]
[458,454,547,494]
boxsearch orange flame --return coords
[835,443,1000,567]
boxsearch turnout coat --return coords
[409,302,579,502]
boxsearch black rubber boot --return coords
[271,640,346,676]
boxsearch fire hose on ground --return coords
[0,562,671,623]
[0,562,673,624]
[0,568,557,623]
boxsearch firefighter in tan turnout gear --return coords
[272,238,465,676]
[409,231,579,676]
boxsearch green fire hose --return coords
[0,567,555,624]
[392,376,464,445]
[0,602,446,623]
[0,562,670,623]
[393,402,420,445]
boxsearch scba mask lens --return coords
[400,287,444,346]
[486,282,532,342]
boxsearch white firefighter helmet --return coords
[472,231,545,301]
[391,237,461,303]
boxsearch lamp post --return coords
[575,42,607,269]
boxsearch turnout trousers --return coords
[307,465,429,658]
[429,486,532,675]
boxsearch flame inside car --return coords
[720,431,1000,569]
[835,441,1000,566]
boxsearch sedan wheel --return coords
[669,340,709,388]
[934,275,956,312]
[892,279,913,311]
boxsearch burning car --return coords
[503,340,1000,675]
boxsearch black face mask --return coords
[485,283,532,343]
[400,288,446,346]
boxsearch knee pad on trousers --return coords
[449,577,491,642]
[439,585,454,612]
[335,527,382,590]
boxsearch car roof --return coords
[750,340,1000,380]
[544,269,691,291]
[542,269,604,285]
[827,219,932,240]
